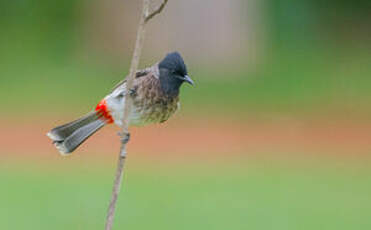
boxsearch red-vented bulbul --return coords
[47,52,194,155]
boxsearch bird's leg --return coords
[129,88,137,96]
[118,131,130,157]
[120,132,130,144]
[117,131,130,144]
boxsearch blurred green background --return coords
[1,0,371,229]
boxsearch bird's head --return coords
[158,52,194,96]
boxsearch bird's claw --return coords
[118,132,130,157]
[129,88,136,96]
[118,132,130,145]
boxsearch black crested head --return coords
[159,52,188,76]
[158,52,194,96]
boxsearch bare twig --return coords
[144,0,169,23]
[104,0,169,230]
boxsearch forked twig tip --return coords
[144,0,169,23]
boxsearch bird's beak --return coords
[183,75,194,85]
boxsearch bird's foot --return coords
[118,132,131,145]
[129,88,136,96]
[118,132,130,157]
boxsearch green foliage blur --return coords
[1,0,371,118]
[1,158,371,230]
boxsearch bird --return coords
[47,52,194,155]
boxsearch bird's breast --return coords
[130,92,179,126]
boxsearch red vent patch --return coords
[95,99,114,124]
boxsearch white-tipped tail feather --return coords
[47,111,106,155]
[47,132,70,156]
[53,140,70,156]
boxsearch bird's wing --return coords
[111,66,154,92]
[105,66,158,127]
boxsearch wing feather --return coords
[111,66,155,92]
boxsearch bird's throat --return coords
[159,74,182,97]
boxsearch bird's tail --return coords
[47,111,106,155]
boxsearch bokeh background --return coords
[1,0,371,229]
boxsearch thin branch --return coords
[104,0,169,230]
[104,153,126,230]
[144,0,169,23]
